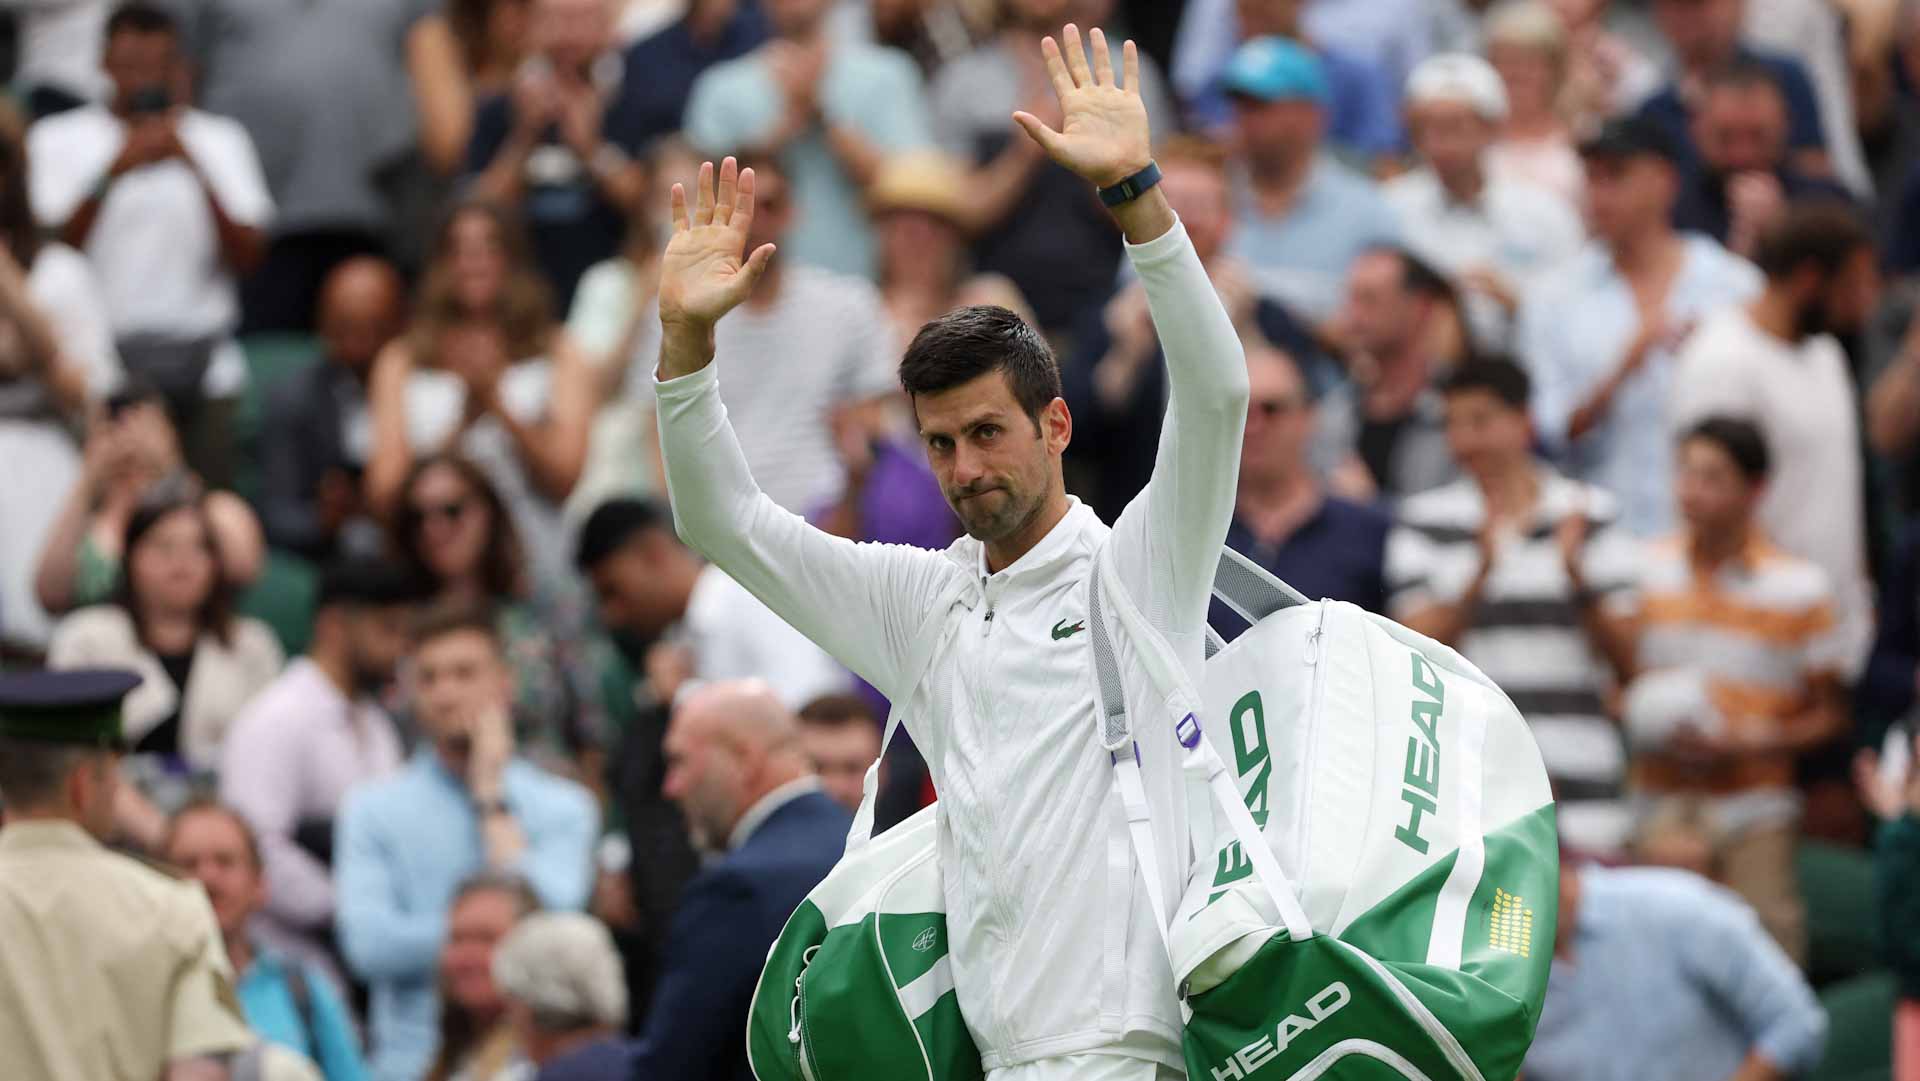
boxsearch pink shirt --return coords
[219,658,403,931]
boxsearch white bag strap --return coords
[1210,545,1310,626]
[846,572,971,853]
[1091,546,1314,949]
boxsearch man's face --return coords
[1340,251,1420,359]
[1582,155,1674,244]
[800,721,879,814]
[589,534,684,639]
[412,629,513,762]
[535,0,611,72]
[744,168,794,257]
[166,810,265,942]
[1652,0,1743,65]
[1694,84,1788,175]
[1006,0,1073,30]
[661,711,749,851]
[1409,101,1494,185]
[1674,437,1758,535]
[1161,161,1233,265]
[441,889,520,1014]
[318,271,404,377]
[342,604,414,697]
[103,29,178,106]
[1236,0,1304,37]
[915,371,1067,546]
[1443,389,1531,481]
[1240,348,1313,477]
[1233,98,1324,176]
[1804,246,1881,339]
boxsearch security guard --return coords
[0,667,256,1080]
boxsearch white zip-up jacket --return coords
[656,218,1248,1071]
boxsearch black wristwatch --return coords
[1097,161,1162,208]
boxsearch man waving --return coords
[653,24,1248,1081]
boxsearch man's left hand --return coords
[1013,24,1151,189]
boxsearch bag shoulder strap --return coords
[846,570,971,852]
[1090,545,1314,951]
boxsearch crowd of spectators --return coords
[5,0,1920,1078]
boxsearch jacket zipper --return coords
[788,945,821,1081]
[972,574,1016,1049]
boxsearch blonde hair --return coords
[1485,0,1569,63]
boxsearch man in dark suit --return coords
[258,257,406,560]
[628,679,850,1081]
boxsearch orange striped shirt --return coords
[1630,532,1843,795]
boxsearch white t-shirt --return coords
[682,564,849,710]
[28,243,121,397]
[27,106,274,349]
[632,264,898,513]
[1670,305,1873,676]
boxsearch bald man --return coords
[633,679,850,1081]
[260,257,407,558]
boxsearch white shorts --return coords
[986,1055,1185,1081]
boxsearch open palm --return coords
[658,157,775,330]
[1013,24,1152,189]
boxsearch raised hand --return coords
[658,158,775,342]
[1013,25,1151,189]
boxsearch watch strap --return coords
[1097,161,1162,208]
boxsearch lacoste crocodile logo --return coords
[1052,619,1086,641]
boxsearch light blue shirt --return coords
[335,753,598,1081]
[1526,866,1827,1081]
[1516,236,1761,536]
[238,949,369,1081]
[685,40,932,280]
[1228,155,1400,324]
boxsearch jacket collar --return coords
[0,818,100,854]
[959,496,1099,585]
[728,775,824,850]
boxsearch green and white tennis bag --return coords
[745,578,982,1081]
[1090,547,1559,1081]
[748,547,1557,1081]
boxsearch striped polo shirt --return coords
[1630,532,1843,795]
[1386,468,1640,853]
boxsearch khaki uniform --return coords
[0,819,255,1079]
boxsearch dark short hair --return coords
[1362,245,1454,302]
[0,738,97,813]
[164,798,263,872]
[1681,415,1771,481]
[575,498,671,573]
[106,2,177,39]
[410,596,502,652]
[1752,201,1872,280]
[797,693,879,730]
[1441,356,1532,410]
[1701,58,1788,100]
[899,306,1061,429]
[318,557,434,612]
[451,868,542,917]
[112,492,237,647]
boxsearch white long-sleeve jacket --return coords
[656,218,1249,1071]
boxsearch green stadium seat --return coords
[237,548,319,657]
[1807,970,1896,1081]
[1800,841,1884,987]
[233,333,321,503]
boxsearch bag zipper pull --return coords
[1304,605,1328,666]
[788,978,803,1044]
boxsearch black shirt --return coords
[137,650,197,757]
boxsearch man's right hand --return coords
[656,157,775,379]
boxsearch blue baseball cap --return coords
[1222,36,1330,105]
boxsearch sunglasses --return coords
[1250,396,1303,420]
[411,497,473,527]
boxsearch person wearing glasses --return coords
[1209,340,1388,643]
[389,454,625,780]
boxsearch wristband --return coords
[1097,161,1161,208]
[478,797,510,817]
